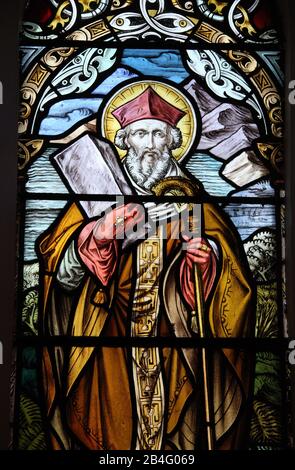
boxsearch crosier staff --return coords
[192,253,215,451]
[152,176,215,450]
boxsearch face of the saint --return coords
[126,119,170,164]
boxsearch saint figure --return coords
[39,85,255,451]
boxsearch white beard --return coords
[125,147,173,190]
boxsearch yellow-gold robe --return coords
[38,201,255,450]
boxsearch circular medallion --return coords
[101,80,198,161]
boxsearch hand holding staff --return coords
[152,176,215,450]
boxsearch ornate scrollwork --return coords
[251,69,283,139]
[109,0,197,42]
[38,48,116,112]
[19,64,50,134]
[194,0,276,43]
[19,48,77,134]
[227,50,258,74]
[23,0,110,39]
[43,48,76,70]
[111,0,133,9]
[196,0,227,22]
[18,139,44,171]
[186,49,264,123]
[49,0,109,22]
[223,50,283,139]
[171,0,194,11]
[49,0,77,31]
[234,5,256,37]
[19,47,117,135]
[256,142,284,178]
[187,48,283,141]
[67,18,112,40]
[193,21,234,43]
[22,0,278,44]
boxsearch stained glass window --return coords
[14,0,289,451]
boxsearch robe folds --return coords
[38,201,255,450]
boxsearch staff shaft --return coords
[194,264,215,450]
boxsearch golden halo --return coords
[101,80,197,161]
